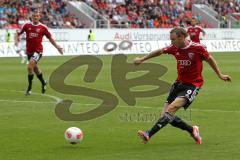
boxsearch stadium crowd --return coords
[84,0,193,28]
[0,0,240,29]
[194,0,240,28]
[0,0,84,29]
[84,0,240,28]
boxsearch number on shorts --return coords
[188,89,198,102]
[32,52,40,62]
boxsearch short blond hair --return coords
[170,27,188,38]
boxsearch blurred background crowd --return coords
[0,0,240,29]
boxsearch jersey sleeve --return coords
[44,27,52,39]
[199,45,209,59]
[162,44,176,55]
[18,23,27,35]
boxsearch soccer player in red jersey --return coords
[187,17,206,43]
[17,10,63,95]
[134,27,231,144]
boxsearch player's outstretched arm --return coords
[205,55,231,82]
[133,48,163,65]
[48,37,63,55]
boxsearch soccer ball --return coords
[64,127,83,144]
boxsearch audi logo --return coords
[178,60,191,66]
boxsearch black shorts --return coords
[166,82,200,109]
[27,52,42,63]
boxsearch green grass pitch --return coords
[0,53,239,160]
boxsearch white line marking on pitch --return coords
[0,99,94,106]
[0,98,239,114]
[2,89,239,113]
[11,90,63,103]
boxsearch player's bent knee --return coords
[170,98,187,108]
[27,63,35,71]
[166,105,179,114]
[166,101,184,114]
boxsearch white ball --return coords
[64,127,83,144]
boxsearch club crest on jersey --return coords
[188,53,194,60]
[36,28,40,32]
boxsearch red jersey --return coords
[187,25,203,43]
[163,42,210,87]
[18,22,51,55]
